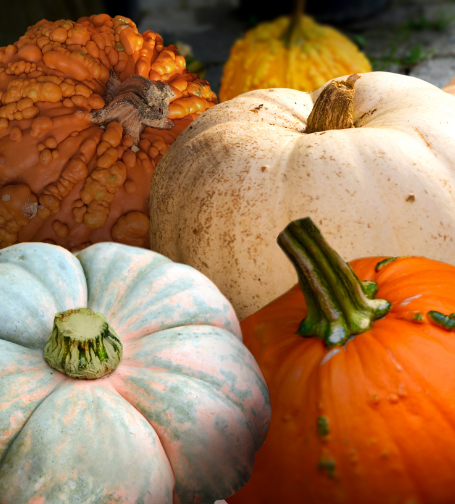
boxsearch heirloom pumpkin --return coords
[150,72,455,320]
[219,0,371,102]
[228,217,455,504]
[0,14,217,252]
[0,241,270,503]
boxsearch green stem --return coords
[44,308,123,379]
[277,218,391,348]
[281,0,307,48]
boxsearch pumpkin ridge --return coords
[329,338,423,498]
[113,288,236,342]
[0,340,67,466]
[360,317,455,483]
[274,336,320,394]
[379,281,455,307]
[120,327,268,427]
[112,368,260,503]
[371,325,455,431]
[0,375,66,468]
[315,343,349,488]
[0,263,83,349]
[0,339,44,364]
[2,263,73,326]
[353,338,434,500]
[116,365,256,430]
[0,379,176,501]
[313,331,436,500]
[77,244,241,342]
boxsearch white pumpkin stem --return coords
[44,307,123,379]
[305,74,360,134]
[277,217,391,348]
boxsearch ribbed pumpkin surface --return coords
[229,255,455,503]
[0,242,270,503]
[219,15,371,102]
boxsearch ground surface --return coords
[138,0,455,96]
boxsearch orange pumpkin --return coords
[0,14,217,252]
[228,217,455,504]
[443,76,455,95]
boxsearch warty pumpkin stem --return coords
[277,217,391,348]
[305,74,360,133]
[91,70,175,146]
[281,0,307,48]
[44,307,123,379]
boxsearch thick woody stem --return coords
[44,307,123,379]
[91,70,175,146]
[305,74,360,134]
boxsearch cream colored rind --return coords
[150,72,455,320]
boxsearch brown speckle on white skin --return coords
[150,73,455,320]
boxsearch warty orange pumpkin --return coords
[0,14,217,252]
[228,217,455,504]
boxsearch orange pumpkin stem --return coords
[90,70,175,145]
[277,217,391,347]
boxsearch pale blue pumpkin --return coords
[0,242,271,504]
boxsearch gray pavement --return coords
[138,0,455,96]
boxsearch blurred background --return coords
[1,0,454,96]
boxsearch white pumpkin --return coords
[150,72,455,320]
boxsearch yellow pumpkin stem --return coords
[305,74,360,134]
[281,0,307,48]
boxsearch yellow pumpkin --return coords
[219,4,371,102]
